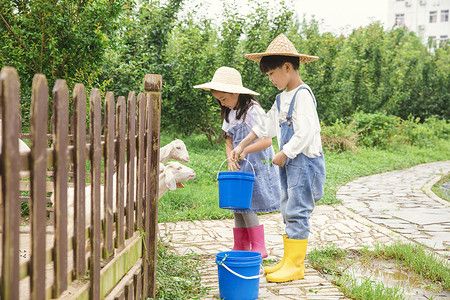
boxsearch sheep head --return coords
[163,161,196,191]
[160,139,190,163]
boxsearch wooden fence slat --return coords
[30,74,49,300]
[126,280,134,300]
[142,94,151,297]
[0,67,21,300]
[134,268,142,300]
[144,74,162,298]
[89,88,102,300]
[116,96,126,248]
[126,92,136,239]
[52,79,69,297]
[104,92,115,258]
[136,93,145,231]
[73,83,87,278]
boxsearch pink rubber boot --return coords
[232,227,250,251]
[248,225,268,258]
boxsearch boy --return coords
[230,34,326,283]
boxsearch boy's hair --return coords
[259,55,300,73]
[218,94,260,123]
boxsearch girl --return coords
[194,66,280,258]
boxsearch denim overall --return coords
[276,86,326,239]
[227,121,281,213]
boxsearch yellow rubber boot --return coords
[264,234,287,274]
[266,238,308,283]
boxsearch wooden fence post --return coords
[89,88,102,300]
[136,93,145,231]
[52,79,69,297]
[126,92,136,239]
[73,83,87,278]
[30,73,49,300]
[143,74,161,298]
[0,67,21,300]
[104,92,115,258]
[116,96,126,249]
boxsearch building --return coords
[387,0,450,46]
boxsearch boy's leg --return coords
[278,165,289,224]
[284,155,325,239]
[267,155,325,282]
[264,166,289,269]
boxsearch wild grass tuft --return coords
[372,241,450,290]
[308,242,450,299]
[153,239,209,300]
[334,274,405,300]
[431,173,450,202]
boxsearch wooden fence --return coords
[0,67,161,299]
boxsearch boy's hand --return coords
[273,151,288,167]
[230,145,244,161]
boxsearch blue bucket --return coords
[217,159,255,210]
[215,251,263,300]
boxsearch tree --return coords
[0,0,125,127]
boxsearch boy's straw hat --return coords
[245,34,319,63]
[193,66,259,95]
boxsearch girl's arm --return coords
[225,135,240,171]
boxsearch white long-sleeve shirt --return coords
[252,84,323,159]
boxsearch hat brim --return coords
[245,52,319,63]
[193,82,259,95]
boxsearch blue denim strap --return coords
[286,86,316,120]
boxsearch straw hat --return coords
[193,67,259,95]
[245,34,319,63]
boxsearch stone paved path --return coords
[337,160,450,258]
[160,161,450,299]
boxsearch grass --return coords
[334,275,404,300]
[158,131,450,223]
[432,173,450,202]
[370,241,450,290]
[307,242,450,299]
[151,239,209,300]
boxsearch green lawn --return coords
[158,131,450,223]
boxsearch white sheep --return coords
[158,161,196,199]
[160,139,189,163]
[0,119,31,177]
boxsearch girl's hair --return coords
[218,93,260,123]
[259,55,300,73]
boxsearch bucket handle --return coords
[217,261,265,280]
[216,158,255,180]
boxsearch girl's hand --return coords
[230,145,244,161]
[227,160,240,171]
[273,151,288,167]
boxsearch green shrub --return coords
[402,116,450,147]
[350,112,403,148]
[320,119,359,153]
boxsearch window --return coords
[441,10,449,22]
[430,11,437,23]
[428,36,436,47]
[395,13,405,25]
[440,35,448,47]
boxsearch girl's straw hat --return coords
[245,34,319,63]
[194,67,259,95]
